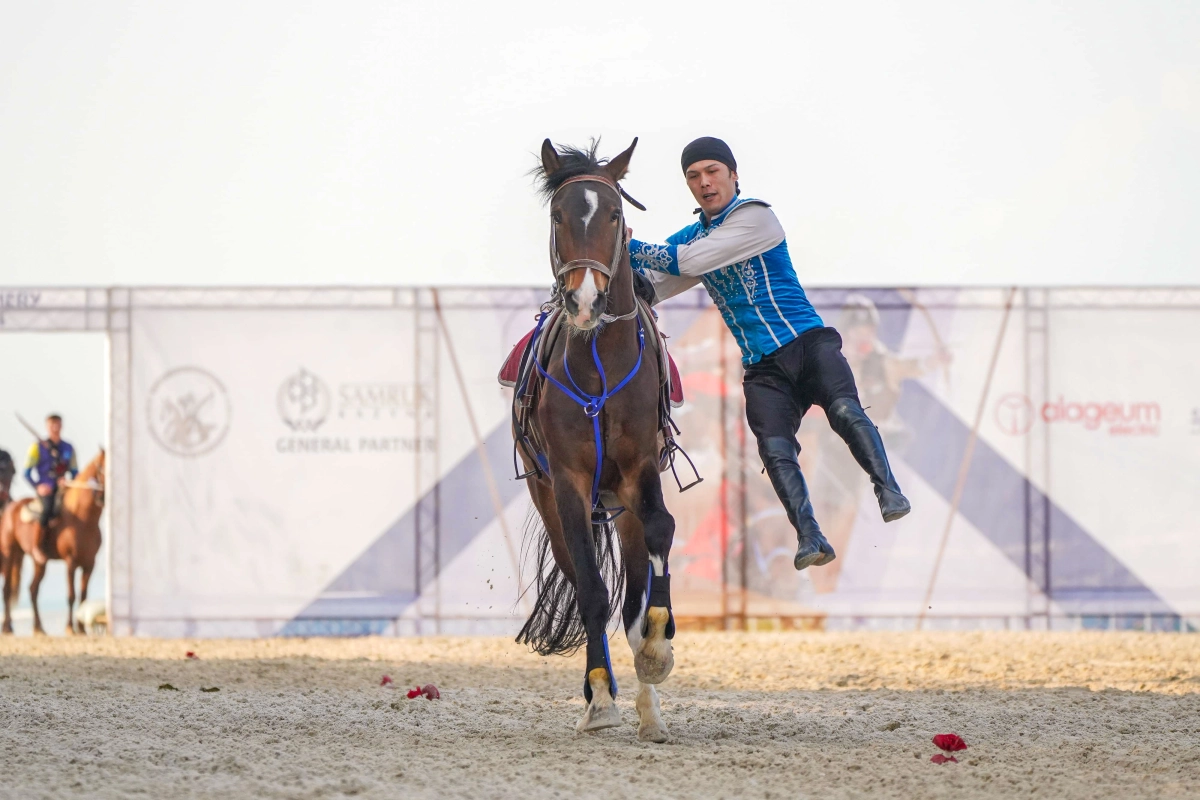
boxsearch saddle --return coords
[499,301,694,486]
[499,302,683,406]
[18,493,63,525]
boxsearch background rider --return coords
[23,413,78,565]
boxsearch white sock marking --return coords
[649,555,664,577]
[582,189,598,232]
[626,590,648,654]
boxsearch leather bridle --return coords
[547,174,629,282]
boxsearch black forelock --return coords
[531,138,610,203]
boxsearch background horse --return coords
[1,450,105,635]
[514,138,677,742]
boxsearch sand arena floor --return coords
[0,632,1198,799]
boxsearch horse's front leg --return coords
[616,510,669,743]
[619,464,676,686]
[29,559,47,636]
[77,563,93,634]
[554,473,621,733]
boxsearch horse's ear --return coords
[605,137,638,184]
[540,138,561,177]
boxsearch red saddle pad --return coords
[498,328,536,388]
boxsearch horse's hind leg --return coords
[1,553,13,635]
[63,557,77,635]
[554,475,621,734]
[619,465,676,686]
[617,512,669,743]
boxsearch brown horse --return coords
[514,139,677,742]
[1,450,105,635]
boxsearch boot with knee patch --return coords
[759,436,835,571]
[826,397,911,522]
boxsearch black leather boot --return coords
[759,436,836,571]
[826,397,911,522]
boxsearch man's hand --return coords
[36,484,52,497]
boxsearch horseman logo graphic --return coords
[995,392,1035,436]
[278,368,331,432]
[147,367,232,456]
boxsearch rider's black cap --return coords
[681,137,737,175]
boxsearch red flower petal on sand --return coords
[406,686,423,699]
[932,733,968,752]
[185,651,198,660]
[930,754,958,765]
[380,675,394,687]
[420,684,440,700]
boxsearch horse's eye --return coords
[611,210,621,222]
[552,210,563,224]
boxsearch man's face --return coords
[685,160,738,217]
[46,419,62,441]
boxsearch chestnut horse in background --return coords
[514,139,677,742]
[1,450,105,635]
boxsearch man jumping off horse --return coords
[628,137,910,570]
[23,414,78,566]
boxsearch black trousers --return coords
[743,327,860,446]
[39,487,57,529]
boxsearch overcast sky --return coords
[1,1,1197,288]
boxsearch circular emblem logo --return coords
[995,392,1034,436]
[278,368,330,432]
[147,367,232,456]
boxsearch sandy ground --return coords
[1,632,1198,799]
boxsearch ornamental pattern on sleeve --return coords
[631,242,677,275]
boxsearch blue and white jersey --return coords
[629,196,823,365]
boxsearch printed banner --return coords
[115,288,1200,635]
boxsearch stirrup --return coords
[591,505,626,526]
[660,435,703,493]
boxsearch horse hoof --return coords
[634,607,674,684]
[638,721,669,743]
[576,701,622,733]
[576,668,622,733]
[635,683,669,743]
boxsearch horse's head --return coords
[76,449,107,509]
[537,138,640,332]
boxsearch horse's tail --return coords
[515,507,624,657]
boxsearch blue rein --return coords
[530,309,645,517]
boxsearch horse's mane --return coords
[77,451,104,482]
[531,139,608,203]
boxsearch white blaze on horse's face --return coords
[572,269,600,329]
[555,181,620,331]
[582,189,598,233]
